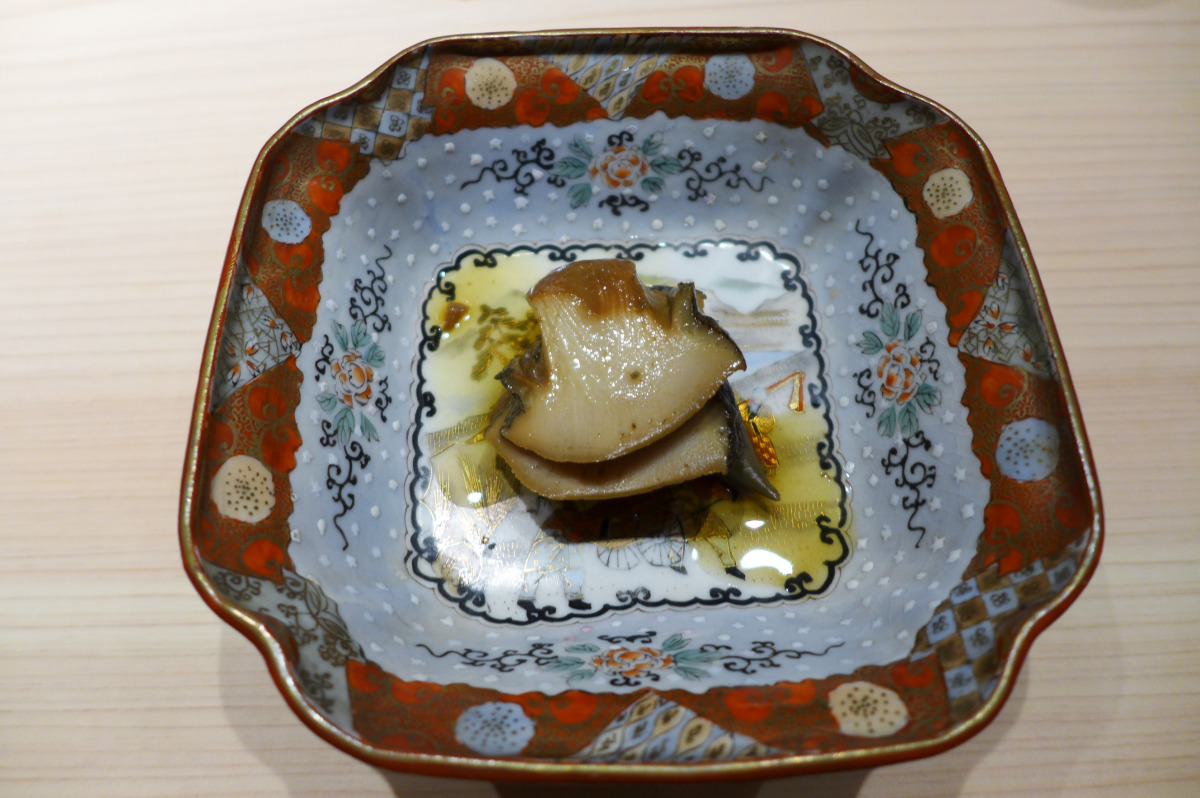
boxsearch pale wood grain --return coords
[1,0,1197,795]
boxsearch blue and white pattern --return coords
[284,112,990,695]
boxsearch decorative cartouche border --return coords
[406,238,851,624]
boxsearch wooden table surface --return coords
[2,1,1197,795]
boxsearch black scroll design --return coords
[347,245,393,334]
[597,194,650,216]
[880,430,937,547]
[614,587,652,604]
[312,334,335,382]
[697,639,846,675]
[605,130,636,148]
[373,376,392,424]
[676,147,773,202]
[782,513,852,596]
[597,632,657,645]
[459,138,563,196]
[855,219,910,319]
[854,366,878,418]
[917,337,942,381]
[415,642,559,672]
[605,672,662,688]
[326,441,370,550]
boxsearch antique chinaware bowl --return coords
[180,29,1102,780]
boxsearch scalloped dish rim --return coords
[179,27,1103,781]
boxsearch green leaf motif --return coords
[350,320,369,349]
[881,302,900,339]
[878,404,897,437]
[551,156,588,180]
[568,182,593,208]
[317,392,339,413]
[674,648,722,664]
[334,407,354,446]
[650,156,683,175]
[674,665,708,681]
[661,634,688,652]
[362,343,384,368]
[333,322,350,351]
[858,330,884,355]
[641,133,663,157]
[566,643,601,654]
[568,138,592,161]
[566,669,596,684]
[913,382,941,413]
[360,415,379,442]
[641,176,665,194]
[898,403,919,438]
[543,657,584,671]
[904,310,923,342]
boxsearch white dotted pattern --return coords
[286,114,991,696]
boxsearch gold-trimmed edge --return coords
[178,26,1104,781]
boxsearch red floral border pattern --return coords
[197,357,302,578]
[244,139,371,343]
[867,122,1093,577]
[344,655,951,758]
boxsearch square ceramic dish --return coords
[181,29,1102,780]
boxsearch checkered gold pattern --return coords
[911,532,1090,718]
[296,52,432,161]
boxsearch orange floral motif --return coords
[331,351,374,407]
[977,362,1025,409]
[877,341,922,405]
[589,144,649,188]
[391,678,444,705]
[545,690,600,724]
[316,320,386,445]
[591,647,671,680]
[752,44,794,73]
[540,67,580,104]
[242,137,368,342]
[346,659,386,694]
[889,658,937,688]
[929,224,978,270]
[432,68,467,133]
[281,269,320,316]
[259,419,302,474]
[248,383,288,420]
[511,690,600,725]
[241,538,285,579]
[858,302,941,437]
[548,131,694,211]
[196,357,302,579]
[946,289,985,346]
[206,418,234,460]
[884,139,930,179]
[722,687,772,723]
[641,65,704,104]
[513,87,551,126]
[306,173,345,217]
[1055,485,1091,531]
[754,90,790,123]
[535,633,723,685]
